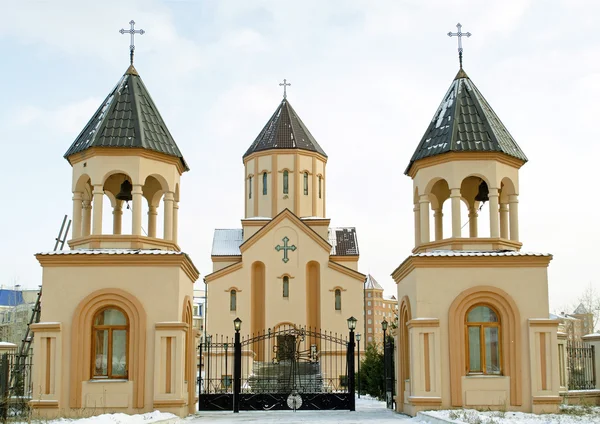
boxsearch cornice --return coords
[408,152,525,178]
[205,262,243,283]
[328,261,366,282]
[243,149,328,166]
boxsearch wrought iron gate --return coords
[199,325,355,411]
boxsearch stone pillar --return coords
[91,184,104,235]
[557,332,568,392]
[468,207,478,238]
[164,192,174,241]
[419,195,430,244]
[509,194,519,242]
[131,184,143,236]
[82,199,92,236]
[434,209,443,241]
[488,188,500,238]
[72,192,83,239]
[113,202,123,235]
[413,203,421,247]
[450,188,461,238]
[499,203,509,239]
[148,205,157,238]
[582,333,600,390]
[528,319,561,413]
[173,201,179,244]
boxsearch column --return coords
[82,199,92,236]
[508,194,519,241]
[499,203,509,239]
[72,192,83,239]
[488,188,500,238]
[468,207,478,238]
[91,184,104,235]
[148,205,158,238]
[131,184,143,236]
[163,192,174,241]
[173,201,179,244]
[434,209,443,241]
[450,188,461,238]
[113,202,123,235]
[413,203,421,247]
[419,195,430,244]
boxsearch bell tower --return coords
[406,67,527,253]
[65,64,188,251]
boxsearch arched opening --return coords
[251,262,265,359]
[303,172,309,195]
[500,177,518,241]
[182,297,194,415]
[282,276,289,298]
[334,289,342,310]
[92,307,128,379]
[428,179,450,241]
[460,176,492,238]
[283,170,289,194]
[398,296,411,412]
[306,261,321,331]
[263,172,268,195]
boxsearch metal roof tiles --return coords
[64,66,188,171]
[328,227,359,256]
[365,274,383,290]
[405,69,527,174]
[243,98,327,159]
[411,250,551,257]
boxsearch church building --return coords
[205,91,365,340]
[29,62,199,418]
[392,62,561,415]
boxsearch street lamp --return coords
[356,333,361,398]
[347,316,357,331]
[381,319,388,406]
[346,316,357,411]
[233,318,242,413]
[234,317,242,332]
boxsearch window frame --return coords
[334,289,342,311]
[303,172,309,195]
[318,176,322,199]
[263,172,268,195]
[91,307,129,380]
[283,170,289,194]
[283,276,289,298]
[465,304,502,375]
[248,176,253,199]
[230,290,237,312]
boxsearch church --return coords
[392,59,561,414]
[205,90,365,339]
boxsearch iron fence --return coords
[566,341,596,390]
[0,352,33,421]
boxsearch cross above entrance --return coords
[275,236,296,263]
[447,23,471,69]
[120,20,145,65]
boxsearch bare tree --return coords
[577,282,600,333]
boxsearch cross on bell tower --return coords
[279,79,291,99]
[448,23,471,69]
[120,20,145,65]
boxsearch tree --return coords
[577,282,600,332]
[358,342,384,399]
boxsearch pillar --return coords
[173,201,179,244]
[450,188,461,238]
[163,192,174,241]
[148,205,157,238]
[72,192,83,239]
[499,203,509,239]
[488,188,500,238]
[92,184,104,235]
[509,194,519,242]
[468,207,478,238]
[131,184,143,236]
[113,202,122,235]
[434,209,443,241]
[419,195,430,244]
[82,199,92,236]
[413,203,421,247]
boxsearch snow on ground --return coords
[41,410,177,424]
[423,405,600,424]
[186,396,415,423]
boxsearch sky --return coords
[0,0,598,314]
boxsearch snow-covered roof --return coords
[411,250,551,258]
[572,303,589,314]
[36,249,187,256]
[365,274,383,290]
[211,229,244,256]
[328,227,359,256]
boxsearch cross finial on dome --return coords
[119,20,145,66]
[448,23,471,69]
[279,79,291,99]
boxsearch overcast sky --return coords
[0,0,598,314]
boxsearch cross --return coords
[275,236,296,263]
[447,23,471,69]
[119,20,145,65]
[279,79,291,99]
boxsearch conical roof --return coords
[243,98,327,159]
[64,65,189,171]
[405,69,527,174]
[364,274,383,290]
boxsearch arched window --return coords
[466,305,501,375]
[230,290,237,311]
[263,172,268,195]
[318,176,322,199]
[283,171,289,194]
[304,172,309,195]
[283,276,289,298]
[92,308,128,379]
[248,177,252,199]
[335,289,342,311]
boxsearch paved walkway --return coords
[185,397,416,423]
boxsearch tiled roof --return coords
[405,69,527,174]
[0,290,25,307]
[365,274,383,290]
[64,66,188,171]
[210,227,359,257]
[37,249,187,256]
[243,98,327,159]
[573,303,589,314]
[412,250,551,257]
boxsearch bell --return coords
[116,179,133,202]
[474,180,489,203]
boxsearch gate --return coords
[199,325,355,411]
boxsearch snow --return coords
[421,406,600,424]
[37,410,176,424]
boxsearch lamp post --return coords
[233,318,242,413]
[381,319,388,406]
[356,333,361,399]
[347,316,357,411]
